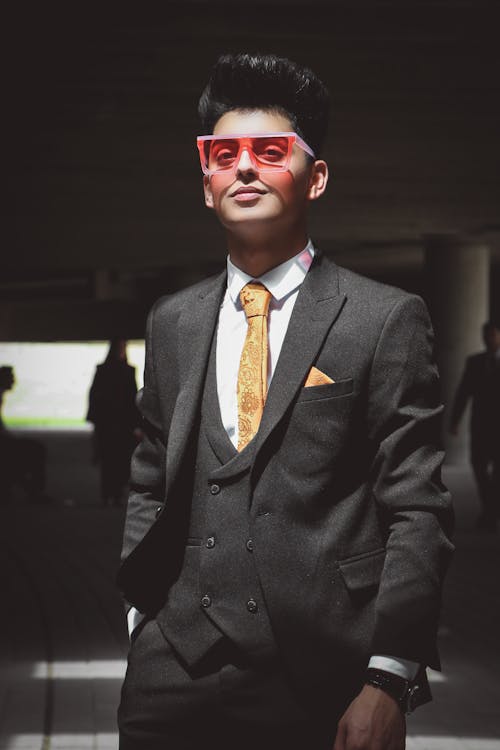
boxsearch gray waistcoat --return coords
[156,332,276,667]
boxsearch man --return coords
[87,338,141,507]
[450,320,500,531]
[117,53,454,750]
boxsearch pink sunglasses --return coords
[196,132,316,175]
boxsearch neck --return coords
[227,227,309,278]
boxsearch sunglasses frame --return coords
[196,131,316,176]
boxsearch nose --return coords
[235,146,258,174]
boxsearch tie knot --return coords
[240,282,272,319]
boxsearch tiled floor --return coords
[0,430,499,749]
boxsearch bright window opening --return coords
[0,341,145,427]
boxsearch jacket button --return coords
[206,536,216,549]
[201,595,212,608]
[246,598,258,613]
[246,539,254,552]
[155,506,163,518]
[210,484,221,495]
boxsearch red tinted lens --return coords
[251,136,290,166]
[206,139,240,171]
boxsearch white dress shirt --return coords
[129,240,419,682]
[216,240,315,449]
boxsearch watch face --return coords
[386,682,407,701]
[387,675,410,700]
[396,684,409,700]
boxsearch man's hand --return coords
[333,684,406,750]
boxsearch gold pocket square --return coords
[304,366,335,387]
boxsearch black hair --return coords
[0,366,14,390]
[198,52,330,158]
[105,337,127,363]
[483,319,500,332]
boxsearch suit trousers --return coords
[118,619,337,750]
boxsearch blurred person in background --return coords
[0,365,50,504]
[87,338,142,507]
[450,319,500,532]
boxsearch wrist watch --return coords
[365,668,420,714]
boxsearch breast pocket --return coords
[296,377,354,404]
[281,378,355,475]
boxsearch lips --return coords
[230,186,266,197]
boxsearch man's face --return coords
[202,109,325,233]
[483,325,500,353]
[117,340,127,360]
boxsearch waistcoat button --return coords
[155,506,163,518]
[206,536,216,549]
[201,595,212,608]
[246,598,258,613]
[246,539,254,552]
[210,484,221,495]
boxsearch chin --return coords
[221,206,282,227]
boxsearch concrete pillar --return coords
[423,234,490,464]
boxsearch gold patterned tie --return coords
[237,282,272,451]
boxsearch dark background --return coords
[1,4,499,745]
[3,0,500,340]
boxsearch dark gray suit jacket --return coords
[117,250,454,698]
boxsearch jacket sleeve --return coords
[117,301,167,608]
[366,294,454,668]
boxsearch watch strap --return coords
[365,667,420,714]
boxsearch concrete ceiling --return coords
[4,1,500,284]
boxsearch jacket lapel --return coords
[253,252,347,462]
[164,270,227,496]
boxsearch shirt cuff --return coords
[127,606,146,639]
[368,655,420,681]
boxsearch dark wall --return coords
[2,1,499,340]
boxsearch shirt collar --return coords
[226,240,315,306]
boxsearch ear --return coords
[307,160,329,201]
[203,175,214,209]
